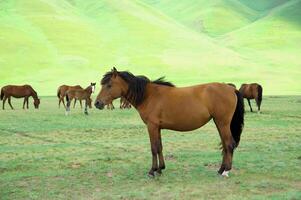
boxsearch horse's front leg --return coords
[26,97,29,109]
[65,97,72,115]
[157,130,165,174]
[84,100,88,115]
[23,98,26,109]
[147,123,161,177]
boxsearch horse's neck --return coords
[30,89,38,99]
[124,83,153,109]
[85,86,92,94]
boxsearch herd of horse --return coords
[0,67,263,177]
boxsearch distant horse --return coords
[239,83,263,113]
[227,83,236,89]
[65,83,96,115]
[120,96,131,109]
[1,85,40,109]
[106,100,115,110]
[57,85,83,108]
[95,68,244,177]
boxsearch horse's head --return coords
[91,82,96,93]
[34,98,40,109]
[95,67,127,110]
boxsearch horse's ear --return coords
[112,67,118,77]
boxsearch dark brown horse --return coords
[120,96,131,109]
[1,85,40,109]
[95,68,244,177]
[239,83,263,113]
[57,85,83,108]
[65,83,96,115]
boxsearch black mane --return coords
[101,71,175,106]
[153,77,175,87]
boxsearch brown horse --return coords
[57,85,83,108]
[239,83,263,113]
[95,68,244,177]
[120,96,131,109]
[65,83,96,115]
[1,85,40,109]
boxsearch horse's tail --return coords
[57,88,61,98]
[0,88,4,100]
[230,90,245,148]
[257,85,263,107]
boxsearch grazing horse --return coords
[57,85,83,108]
[1,85,40,109]
[95,68,244,177]
[120,96,131,109]
[239,83,263,113]
[65,83,96,115]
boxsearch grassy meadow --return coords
[0,96,301,199]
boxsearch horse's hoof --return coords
[155,171,162,176]
[148,172,155,178]
[221,170,230,177]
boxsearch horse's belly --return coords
[160,110,211,131]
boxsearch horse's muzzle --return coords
[94,101,104,110]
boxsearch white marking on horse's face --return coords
[222,170,229,177]
[92,85,95,93]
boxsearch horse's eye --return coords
[107,84,112,89]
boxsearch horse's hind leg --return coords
[255,98,261,113]
[214,119,235,177]
[62,97,66,109]
[8,97,14,110]
[73,99,77,108]
[247,99,253,112]
[2,96,7,110]
[80,100,82,109]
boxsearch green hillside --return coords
[0,0,300,95]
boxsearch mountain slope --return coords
[0,0,300,95]
[1,0,255,96]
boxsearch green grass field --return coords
[0,96,300,199]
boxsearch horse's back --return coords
[66,88,87,99]
[239,83,262,99]
[1,85,33,97]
